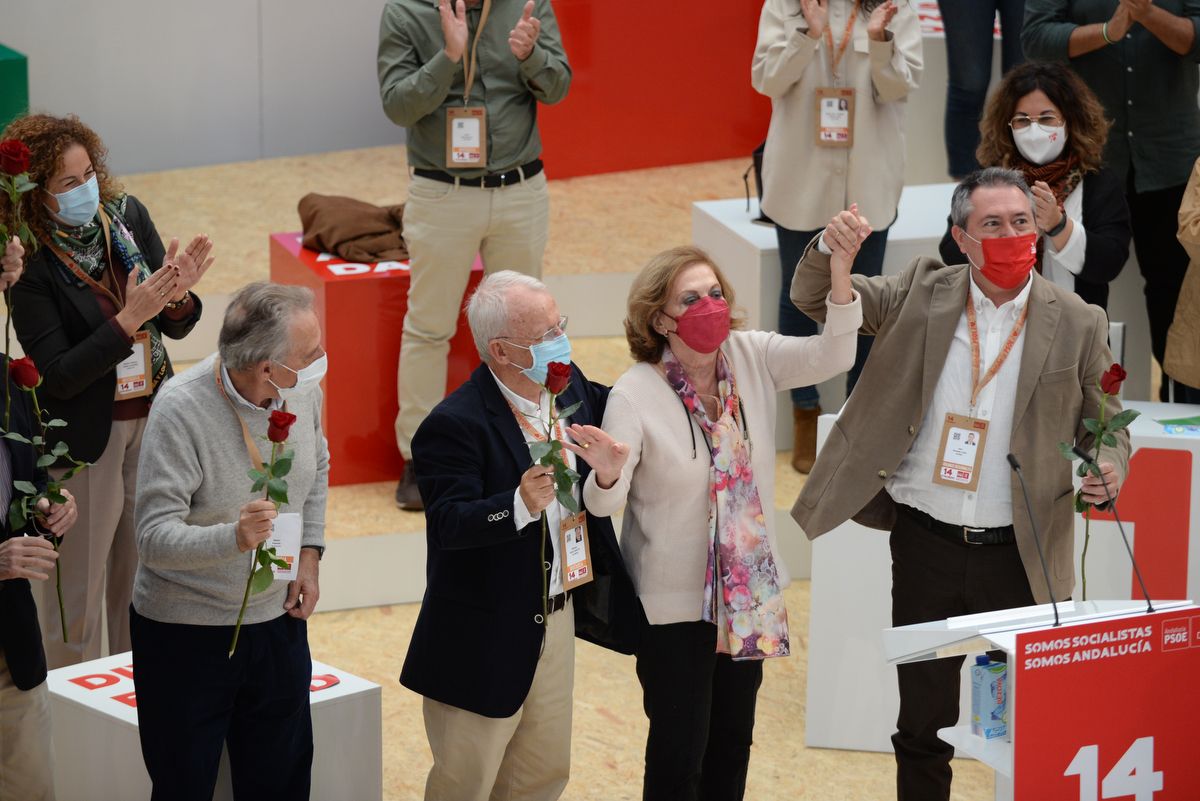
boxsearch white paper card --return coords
[269,512,303,581]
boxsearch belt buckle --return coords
[962,526,986,546]
[499,171,507,187]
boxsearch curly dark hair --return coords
[976,61,1111,174]
[0,114,122,244]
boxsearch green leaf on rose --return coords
[557,401,582,419]
[272,454,293,479]
[2,431,31,444]
[30,436,42,446]
[45,419,68,428]
[36,454,55,468]
[528,441,553,462]
[17,222,32,245]
[250,477,266,493]
[266,478,289,506]
[1082,418,1102,436]
[270,556,290,570]
[9,504,26,530]
[1101,432,1117,447]
[1106,409,1140,431]
[1075,493,1089,513]
[46,490,67,505]
[51,441,69,456]
[247,468,266,482]
[249,565,275,594]
[1076,461,1090,478]
[13,480,37,496]
[556,490,580,514]
[1056,441,1078,462]
[256,548,273,567]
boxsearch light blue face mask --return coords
[507,333,571,385]
[47,175,100,227]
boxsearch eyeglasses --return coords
[1009,113,1064,132]
[494,315,568,344]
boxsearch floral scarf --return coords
[662,346,789,660]
[46,195,168,391]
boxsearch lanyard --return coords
[45,208,124,310]
[213,358,286,473]
[462,0,493,104]
[505,395,565,445]
[825,0,860,79]
[965,288,1029,414]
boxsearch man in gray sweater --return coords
[130,282,329,801]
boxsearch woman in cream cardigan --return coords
[753,0,922,473]
[575,245,860,800]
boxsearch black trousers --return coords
[636,620,764,801]
[1126,172,1198,400]
[130,606,314,801]
[889,508,1036,801]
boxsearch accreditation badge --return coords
[115,330,153,399]
[815,87,854,148]
[931,413,989,492]
[446,106,487,168]
[559,511,594,591]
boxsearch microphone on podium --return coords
[1006,453,1060,627]
[1070,445,1154,614]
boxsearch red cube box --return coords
[269,233,482,485]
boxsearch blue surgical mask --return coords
[47,175,100,227]
[507,333,571,385]
[268,353,328,402]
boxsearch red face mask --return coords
[966,232,1037,290]
[664,296,731,354]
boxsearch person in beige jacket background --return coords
[752,0,922,473]
[1165,157,1200,404]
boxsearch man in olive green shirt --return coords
[1023,0,1200,402]
[378,0,571,510]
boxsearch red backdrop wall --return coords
[538,1,772,179]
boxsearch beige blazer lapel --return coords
[921,268,969,414]
[1011,276,1061,433]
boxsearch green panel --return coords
[0,44,29,134]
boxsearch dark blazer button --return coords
[877,469,888,479]
[907,425,916,435]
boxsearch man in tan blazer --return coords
[790,168,1130,801]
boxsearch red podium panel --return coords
[537,1,770,178]
[1014,607,1200,799]
[269,233,482,486]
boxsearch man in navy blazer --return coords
[401,270,642,801]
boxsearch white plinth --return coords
[47,653,382,801]
[805,402,1200,753]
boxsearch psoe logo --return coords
[1162,618,1191,651]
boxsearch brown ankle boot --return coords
[791,407,821,474]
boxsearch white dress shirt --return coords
[1041,183,1087,294]
[886,272,1034,528]
[491,371,578,597]
[220,364,282,412]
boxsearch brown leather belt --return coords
[899,504,1016,546]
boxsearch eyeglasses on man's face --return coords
[494,315,569,344]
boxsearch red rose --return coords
[0,140,31,176]
[1099,363,1127,396]
[8,356,40,389]
[544,361,571,395]
[267,410,297,443]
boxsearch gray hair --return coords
[466,270,550,361]
[949,167,1034,229]
[218,282,315,370]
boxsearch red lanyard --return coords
[505,397,564,444]
[965,289,1029,413]
[826,0,860,79]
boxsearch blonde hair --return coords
[624,245,743,363]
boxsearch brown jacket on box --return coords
[298,193,408,263]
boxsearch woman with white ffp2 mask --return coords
[937,61,1131,312]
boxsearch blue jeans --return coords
[938,0,1026,178]
[776,224,889,409]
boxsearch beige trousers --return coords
[0,653,55,801]
[40,417,144,668]
[395,171,550,459]
[423,597,574,801]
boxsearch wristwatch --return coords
[301,544,325,560]
[1045,214,1069,238]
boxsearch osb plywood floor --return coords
[131,148,992,799]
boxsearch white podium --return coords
[47,653,382,801]
[886,599,1200,800]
